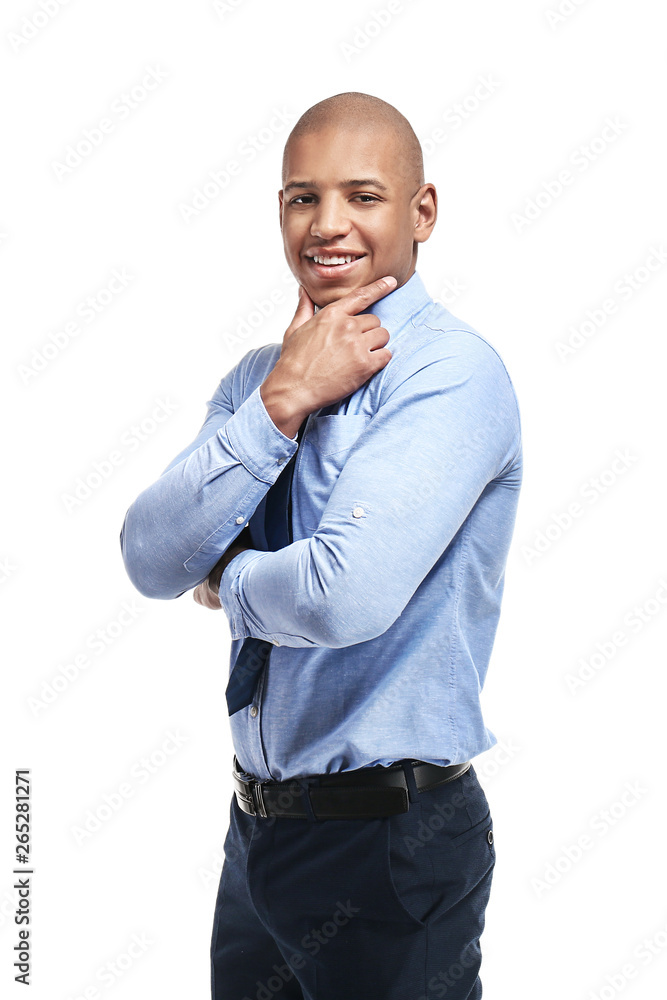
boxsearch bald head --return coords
[282,92,424,191]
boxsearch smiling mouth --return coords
[306,253,365,267]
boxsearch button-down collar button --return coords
[277,457,285,465]
[352,506,365,518]
[235,516,244,524]
[250,705,258,718]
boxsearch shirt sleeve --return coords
[119,355,298,600]
[217,333,522,648]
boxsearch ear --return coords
[414,183,437,244]
[278,189,284,232]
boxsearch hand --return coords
[260,276,396,438]
[193,526,253,610]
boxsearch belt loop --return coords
[298,777,319,823]
[400,760,420,805]
[251,780,268,818]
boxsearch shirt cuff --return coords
[224,384,298,483]
[218,546,319,648]
[218,548,267,636]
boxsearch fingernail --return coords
[384,276,397,286]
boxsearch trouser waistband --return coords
[232,756,472,820]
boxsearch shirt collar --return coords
[359,268,432,334]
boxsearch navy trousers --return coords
[210,763,496,1000]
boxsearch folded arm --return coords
[216,336,521,648]
[119,359,298,600]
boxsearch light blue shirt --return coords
[120,270,522,781]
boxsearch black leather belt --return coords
[232,756,471,820]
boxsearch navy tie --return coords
[225,416,308,716]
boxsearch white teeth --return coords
[312,254,359,265]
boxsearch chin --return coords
[313,287,348,308]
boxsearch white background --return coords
[2,1,666,997]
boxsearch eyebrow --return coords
[283,177,389,194]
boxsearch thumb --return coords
[284,284,314,341]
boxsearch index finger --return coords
[332,275,398,316]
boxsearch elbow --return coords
[126,568,183,602]
[120,521,186,602]
[122,552,183,601]
[298,589,397,648]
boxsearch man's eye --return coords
[289,194,379,205]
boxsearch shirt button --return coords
[277,457,285,466]
[352,506,365,518]
[250,706,258,718]
[235,516,244,524]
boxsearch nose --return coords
[310,194,352,241]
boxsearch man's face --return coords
[279,125,435,308]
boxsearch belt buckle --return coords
[250,779,268,818]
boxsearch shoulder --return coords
[383,301,520,404]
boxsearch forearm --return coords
[217,538,367,648]
[120,385,298,600]
[217,522,414,649]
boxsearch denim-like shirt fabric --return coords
[120,270,522,781]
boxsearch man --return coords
[120,92,522,999]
